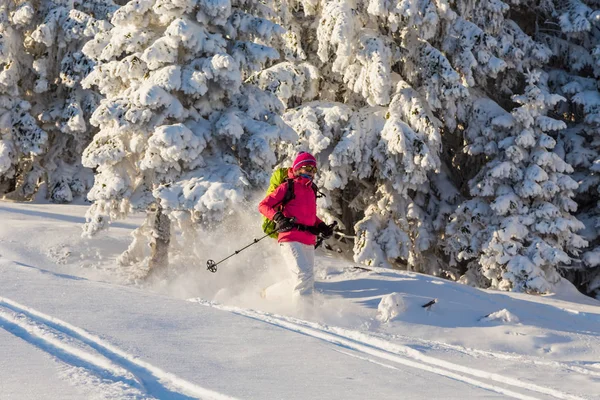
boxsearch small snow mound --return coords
[377,292,406,323]
[47,244,73,265]
[481,309,520,324]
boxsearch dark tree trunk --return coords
[148,204,171,273]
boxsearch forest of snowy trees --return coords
[1,0,600,298]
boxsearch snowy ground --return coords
[0,201,599,399]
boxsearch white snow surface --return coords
[0,201,599,399]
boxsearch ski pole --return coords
[206,231,273,273]
[206,217,295,273]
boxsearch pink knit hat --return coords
[292,151,317,172]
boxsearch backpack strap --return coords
[312,182,325,199]
[282,178,296,205]
[273,178,296,209]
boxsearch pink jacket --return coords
[258,168,323,246]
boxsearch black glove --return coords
[308,225,320,235]
[273,212,295,232]
[316,222,334,239]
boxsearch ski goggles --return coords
[300,165,317,173]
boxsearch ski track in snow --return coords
[381,332,600,379]
[0,297,237,400]
[191,299,591,400]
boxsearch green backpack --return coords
[262,167,295,238]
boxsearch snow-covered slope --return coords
[0,201,599,399]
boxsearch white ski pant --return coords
[279,241,315,302]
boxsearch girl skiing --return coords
[258,152,333,305]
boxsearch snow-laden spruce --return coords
[0,0,115,202]
[446,71,587,293]
[0,1,48,197]
[278,94,458,276]
[250,0,557,278]
[534,0,600,298]
[27,0,116,203]
[81,0,295,275]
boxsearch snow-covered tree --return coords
[278,79,459,276]
[0,1,48,197]
[530,0,600,298]
[250,0,461,274]
[26,0,116,203]
[446,71,587,293]
[250,0,561,277]
[81,0,295,276]
[0,0,116,202]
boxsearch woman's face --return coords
[296,165,317,178]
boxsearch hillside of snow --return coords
[0,201,599,399]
